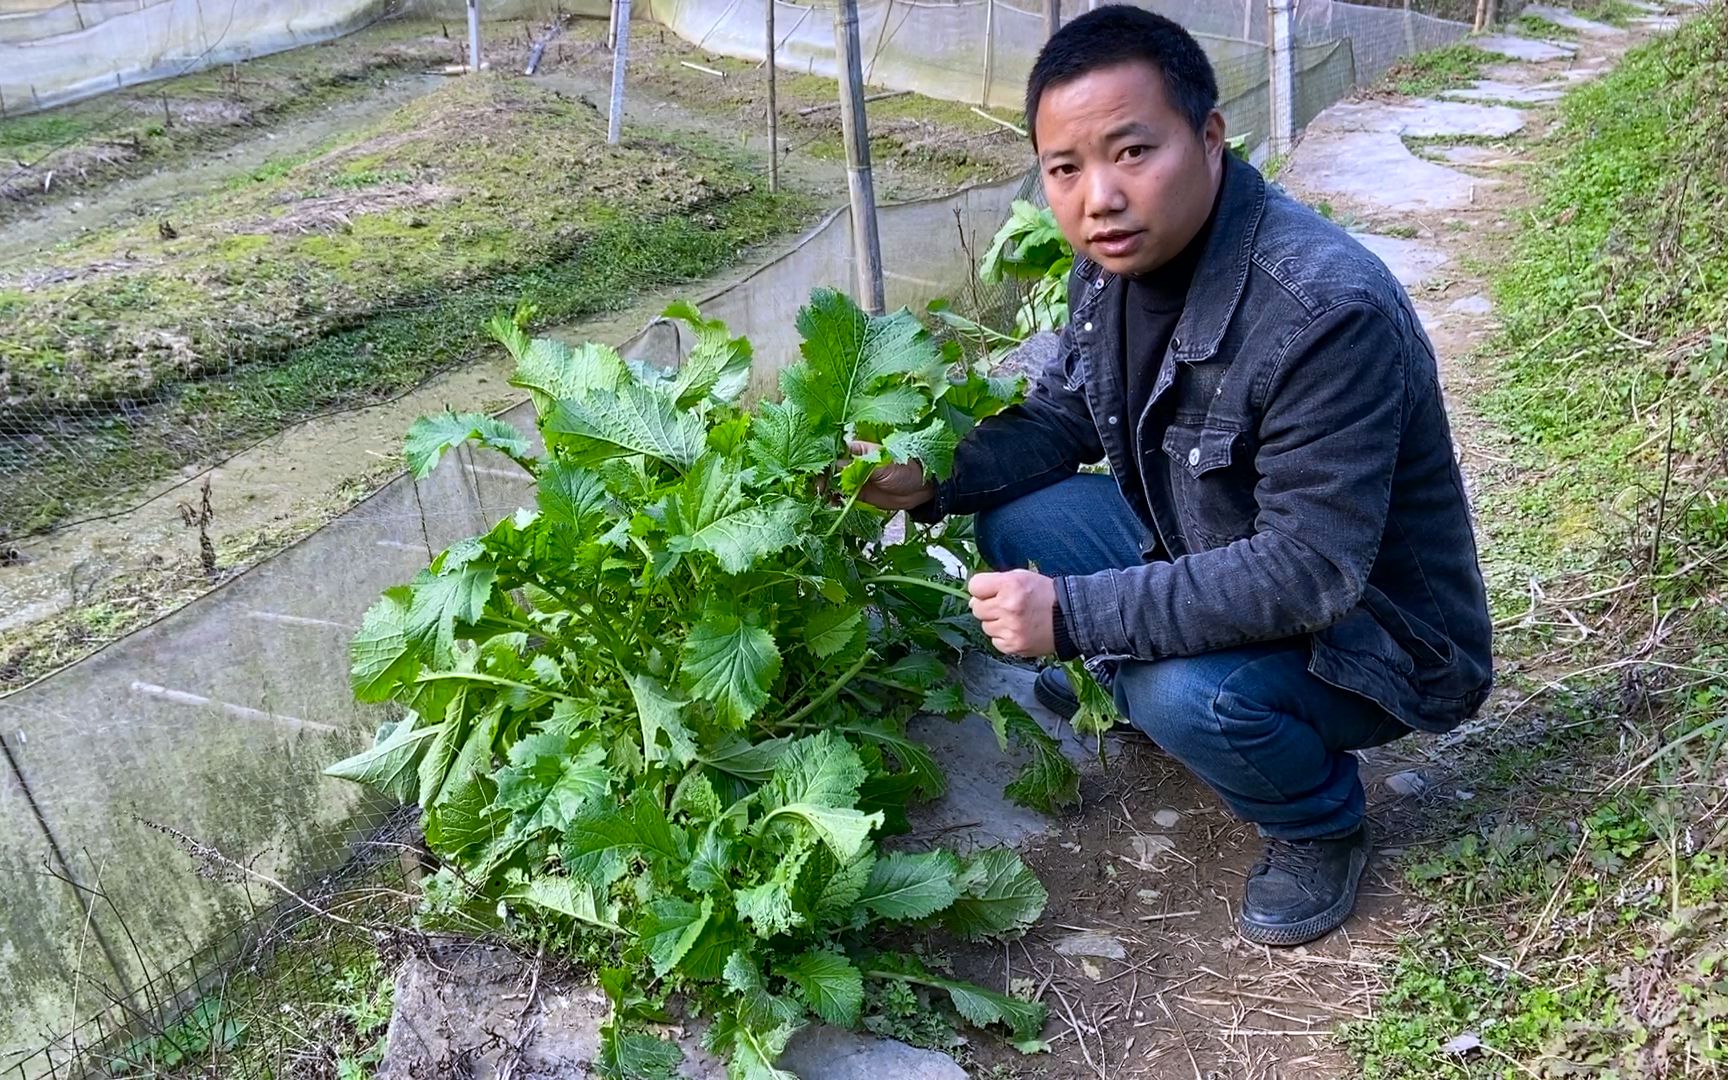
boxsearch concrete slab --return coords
[1442,79,1564,104]
[1308,98,1526,139]
[1522,4,1628,36]
[1286,130,1491,213]
[1473,34,1576,63]
[1431,144,1523,167]
[1633,15,1683,30]
[1352,232,1450,290]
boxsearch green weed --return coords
[1380,43,1496,97]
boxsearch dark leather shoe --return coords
[1237,822,1371,947]
[1033,666,1083,720]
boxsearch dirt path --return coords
[951,12,1674,1078]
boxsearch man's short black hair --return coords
[1025,5,1219,145]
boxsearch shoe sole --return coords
[1235,843,1370,948]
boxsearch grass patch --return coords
[1379,42,1496,97]
[1350,10,1728,1077]
[0,76,814,535]
[1514,13,1581,39]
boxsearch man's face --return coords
[1034,61,1225,278]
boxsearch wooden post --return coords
[1474,0,1489,33]
[1044,0,1059,38]
[833,0,885,314]
[767,0,779,193]
[608,0,634,144]
[467,0,483,72]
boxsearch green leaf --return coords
[670,770,723,823]
[875,653,947,691]
[779,949,863,1027]
[838,720,945,799]
[1063,659,1118,739]
[511,876,621,931]
[663,301,753,407]
[498,324,628,413]
[781,288,937,435]
[595,1026,683,1080]
[685,824,735,892]
[735,833,815,936]
[801,606,864,660]
[812,850,875,922]
[495,740,612,837]
[628,675,699,767]
[884,418,961,481]
[545,384,708,470]
[537,461,612,534]
[760,804,882,861]
[700,735,791,785]
[724,951,804,1029]
[941,978,1046,1042]
[562,809,639,890]
[987,698,1080,813]
[417,706,466,807]
[629,787,689,870]
[943,848,1048,941]
[681,605,781,727]
[323,719,440,801]
[349,587,420,702]
[763,731,867,811]
[857,850,963,920]
[424,774,506,856]
[665,454,809,575]
[726,1018,799,1080]
[403,411,534,478]
[745,400,834,483]
[920,684,970,716]
[637,896,713,977]
[405,563,498,660]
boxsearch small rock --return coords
[1455,788,1476,801]
[1448,294,1494,316]
[1052,931,1127,960]
[1136,888,1161,903]
[1078,958,1105,980]
[1151,808,1182,829]
[1385,770,1428,797]
[1129,834,1176,864]
[777,1026,966,1080]
[1441,1031,1484,1055]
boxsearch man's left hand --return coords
[968,570,1057,657]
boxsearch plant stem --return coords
[780,648,874,729]
[414,671,577,700]
[823,488,865,540]
[863,574,972,602]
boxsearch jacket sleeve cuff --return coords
[907,479,952,525]
[1057,571,1137,658]
[1051,593,1081,661]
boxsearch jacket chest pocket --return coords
[1161,422,1258,550]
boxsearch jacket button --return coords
[1188,448,1201,467]
[1083,321,1093,332]
[1107,415,1119,425]
[1172,337,1182,350]
[1094,278,1103,289]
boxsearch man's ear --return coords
[1203,109,1227,162]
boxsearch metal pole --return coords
[608,0,634,144]
[467,0,483,72]
[767,0,779,193]
[1267,0,1295,157]
[833,0,885,314]
[608,0,620,50]
[980,0,996,107]
[1044,0,1059,38]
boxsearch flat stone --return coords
[1449,294,1495,316]
[1473,34,1576,63]
[1522,4,1628,35]
[1151,808,1182,828]
[1052,930,1128,960]
[1385,770,1428,797]
[1442,80,1564,104]
[1353,232,1450,289]
[1286,130,1490,213]
[1307,98,1526,139]
[777,1026,966,1080]
[1127,834,1177,870]
[1633,15,1683,30]
[992,329,1060,380]
[376,940,963,1080]
[904,652,1092,851]
[1432,144,1520,167]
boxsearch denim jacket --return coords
[929,155,1493,733]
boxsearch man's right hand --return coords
[847,440,935,511]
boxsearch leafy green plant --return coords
[978,200,1072,338]
[105,998,247,1076]
[325,289,1071,1076]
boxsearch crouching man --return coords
[855,5,1492,945]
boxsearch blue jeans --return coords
[976,474,1408,840]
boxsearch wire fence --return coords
[0,0,1588,1074]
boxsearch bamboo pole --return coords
[767,0,779,193]
[833,0,885,313]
